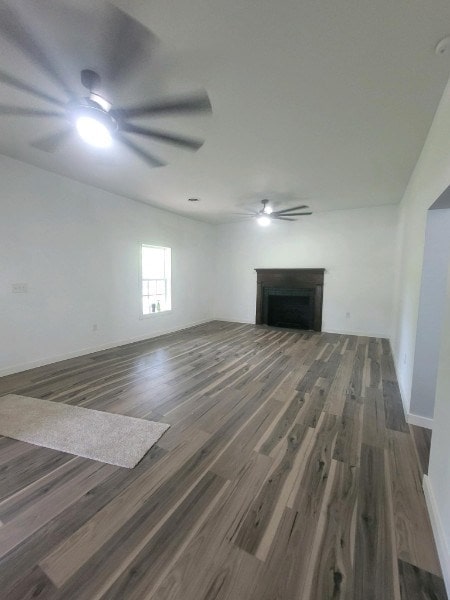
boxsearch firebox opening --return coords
[264,288,314,330]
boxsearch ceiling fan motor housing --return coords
[81,69,101,93]
[68,98,118,133]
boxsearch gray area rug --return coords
[0,394,169,468]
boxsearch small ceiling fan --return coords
[0,0,212,167]
[237,199,312,225]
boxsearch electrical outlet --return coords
[12,283,28,293]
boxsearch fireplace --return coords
[255,268,324,331]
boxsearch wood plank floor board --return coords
[234,421,310,555]
[410,424,432,477]
[211,396,282,480]
[398,559,448,600]
[154,452,270,600]
[303,459,359,600]
[0,461,118,560]
[295,339,342,396]
[296,377,333,428]
[368,339,382,390]
[1,565,58,600]
[348,341,367,400]
[332,397,363,467]
[0,445,75,502]
[39,433,210,588]
[0,437,38,467]
[362,387,386,449]
[0,457,83,523]
[95,471,227,600]
[46,473,227,600]
[258,392,305,456]
[380,350,398,383]
[249,412,340,599]
[353,443,398,600]
[382,380,409,433]
[0,445,167,590]
[323,345,357,417]
[387,430,441,576]
[0,322,445,599]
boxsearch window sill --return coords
[140,310,172,320]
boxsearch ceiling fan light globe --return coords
[257,215,271,226]
[264,206,273,214]
[76,116,112,148]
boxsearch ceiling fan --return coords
[0,1,212,167]
[237,199,313,225]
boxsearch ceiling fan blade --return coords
[0,69,65,107]
[31,127,73,152]
[0,104,64,117]
[0,2,75,101]
[273,205,309,214]
[274,216,297,221]
[121,123,204,150]
[98,3,158,84]
[117,134,166,168]
[113,92,212,119]
[274,212,313,216]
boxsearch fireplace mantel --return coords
[255,268,325,331]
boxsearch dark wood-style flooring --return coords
[0,321,446,600]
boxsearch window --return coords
[141,245,171,315]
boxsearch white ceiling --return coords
[0,0,450,223]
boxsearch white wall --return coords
[392,78,450,412]
[426,259,450,592]
[0,155,216,375]
[409,209,450,421]
[214,205,397,337]
[392,77,450,592]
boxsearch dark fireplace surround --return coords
[255,268,324,331]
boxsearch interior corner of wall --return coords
[390,341,411,416]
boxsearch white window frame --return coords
[140,244,172,317]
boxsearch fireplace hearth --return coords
[255,269,324,331]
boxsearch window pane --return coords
[142,297,150,315]
[142,246,165,279]
[141,245,171,314]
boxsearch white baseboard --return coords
[423,475,450,594]
[322,327,390,338]
[214,319,391,339]
[407,412,434,429]
[0,318,213,377]
[213,316,254,325]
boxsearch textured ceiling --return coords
[0,0,450,223]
